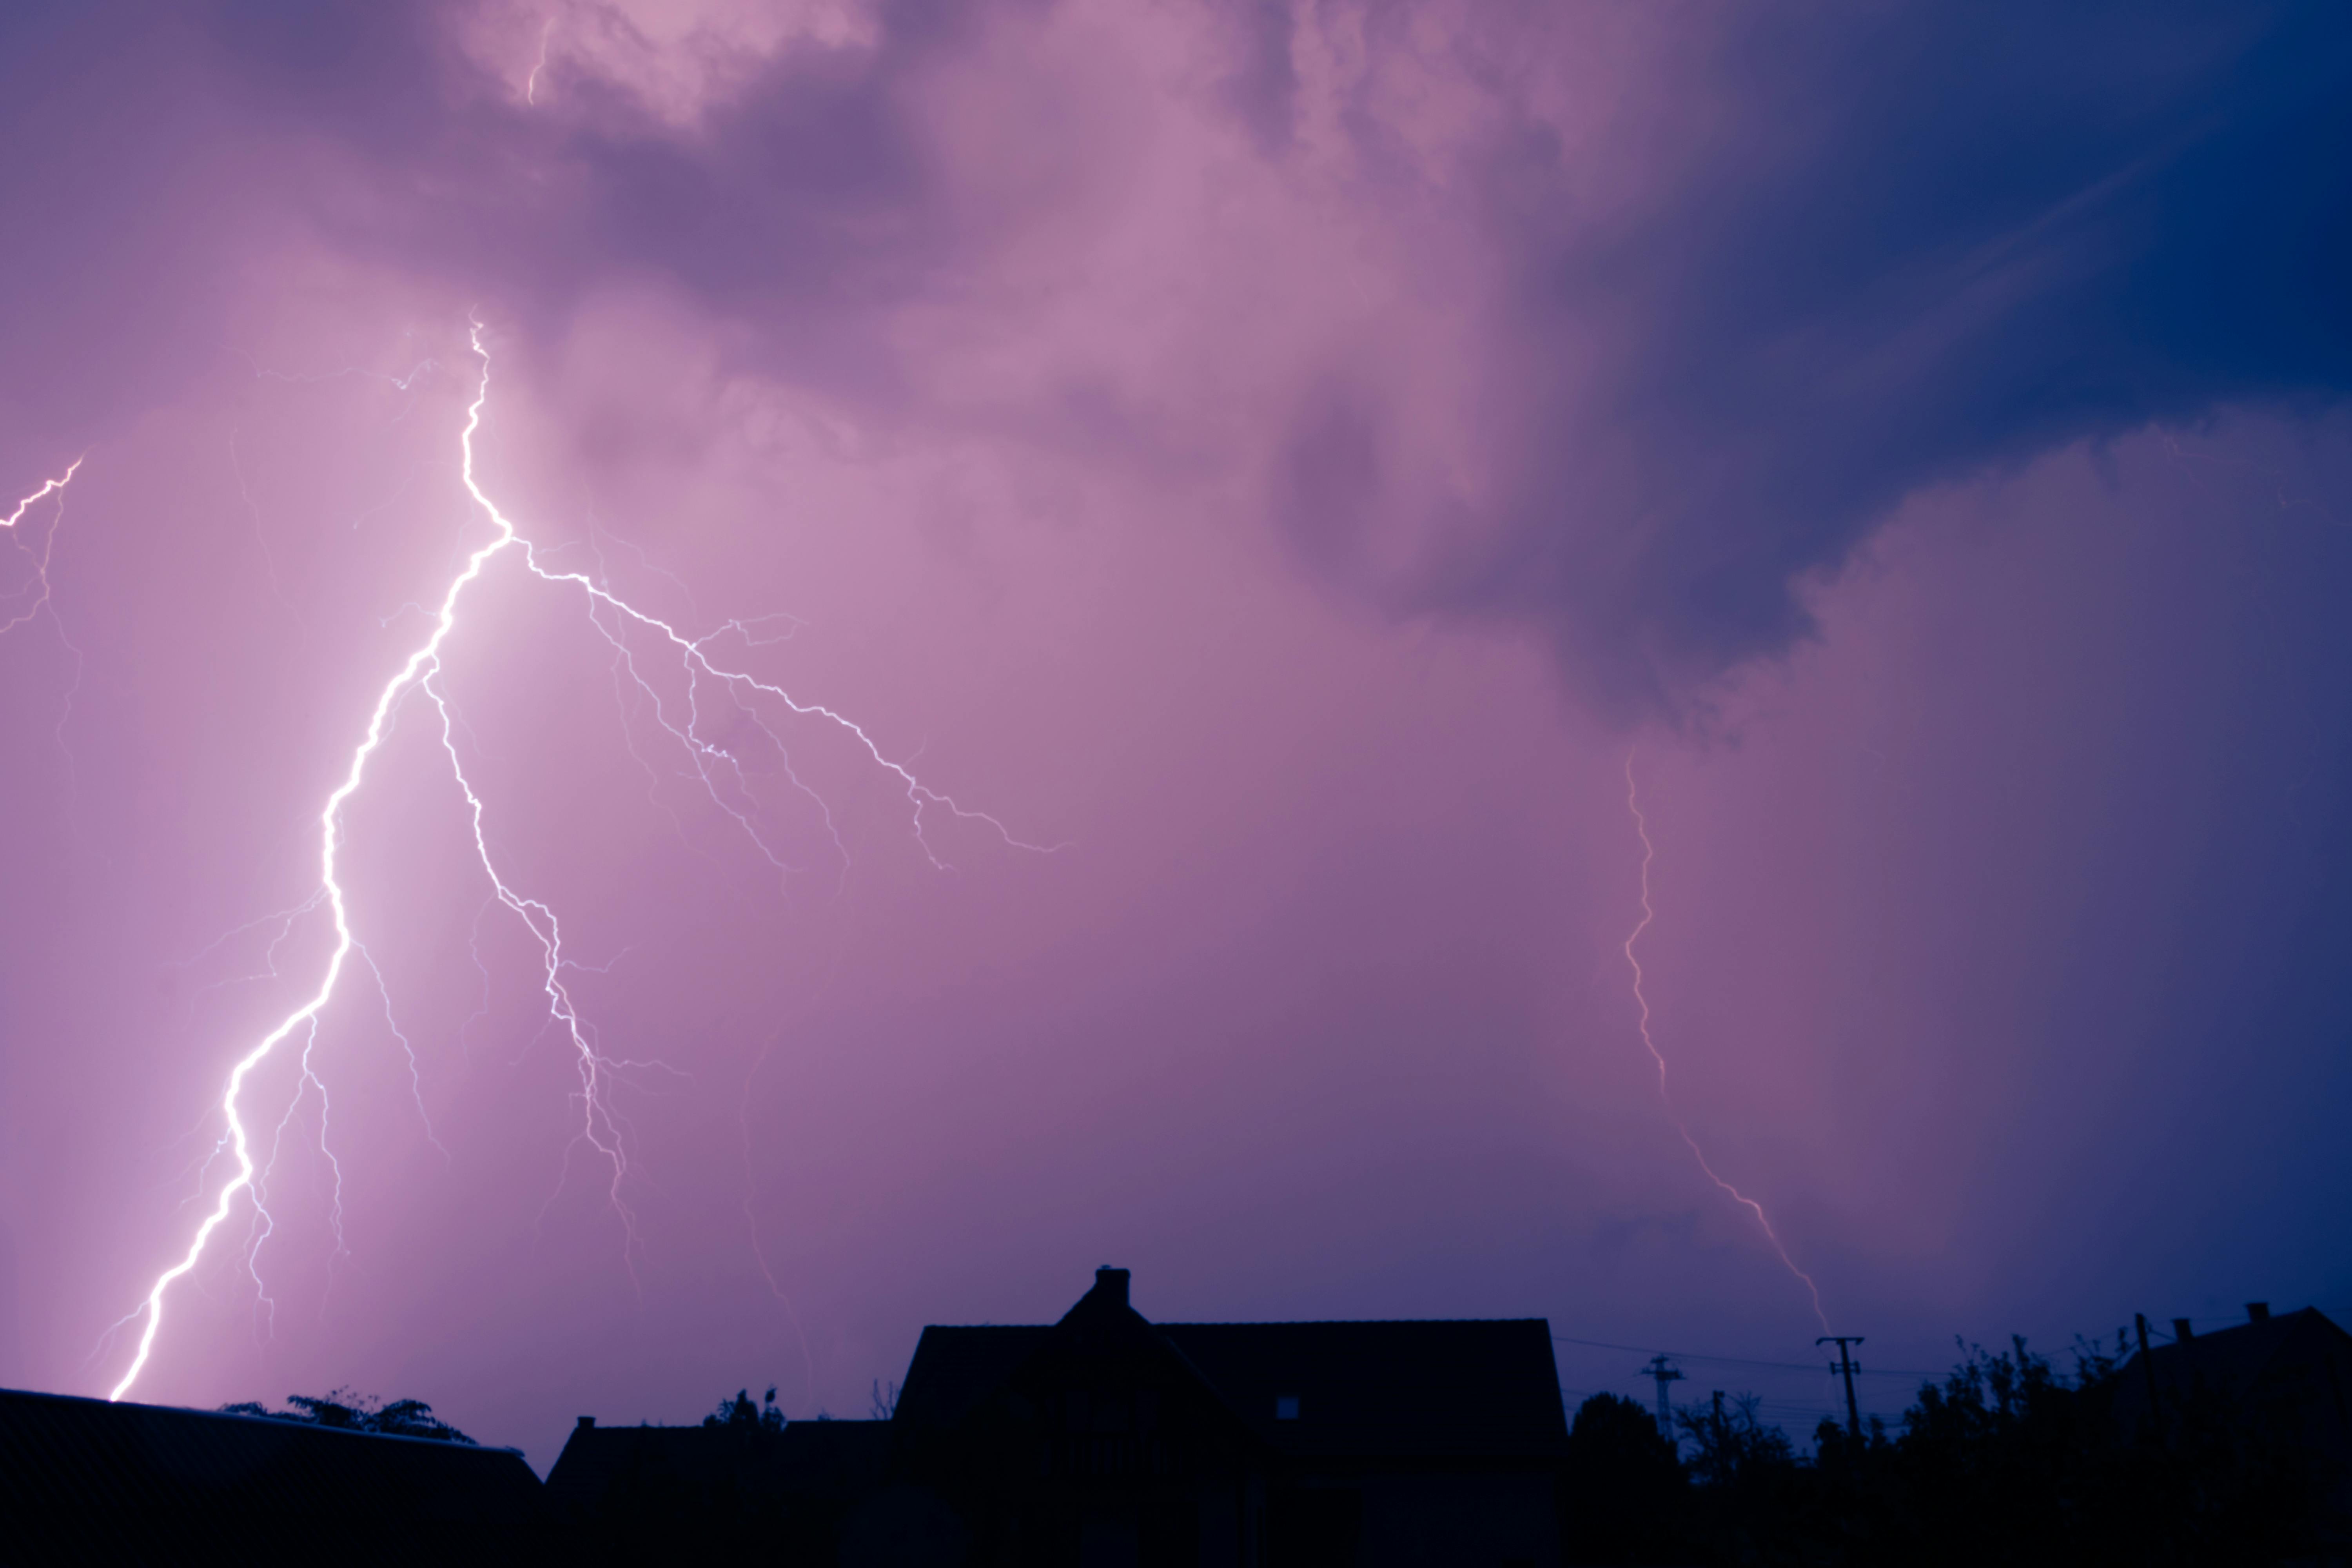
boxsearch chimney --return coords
[576,1415,596,1430]
[2172,1318,2195,1342]
[1095,1267,1130,1308]
[2247,1302,2271,1323]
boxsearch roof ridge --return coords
[917,1316,1550,1331]
[0,1386,512,1452]
[1161,1316,1552,1328]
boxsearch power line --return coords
[1551,1334,1944,1378]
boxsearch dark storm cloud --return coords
[1207,0,1301,154]
[8,2,2346,707]
[0,0,989,468]
[198,0,984,400]
[1312,2,2352,709]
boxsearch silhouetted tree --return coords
[704,1385,788,1434]
[1618,1334,2318,1566]
[1858,1335,2310,1566]
[219,1387,475,1443]
[1561,1392,1688,1564]
[1676,1390,1808,1561]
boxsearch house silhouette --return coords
[0,1384,544,1562]
[2111,1302,2352,1551]
[546,1408,894,1560]
[550,1265,1568,1565]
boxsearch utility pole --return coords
[1642,1354,1684,1441]
[1818,1336,1865,1441]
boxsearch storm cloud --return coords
[15,2,2344,710]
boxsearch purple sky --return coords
[3,2,2350,1465]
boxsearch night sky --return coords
[3,1,2349,1468]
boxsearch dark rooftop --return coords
[2114,1305,2352,1431]
[0,1384,543,1557]
[1161,1318,1569,1459]
[545,1414,889,1514]
[894,1270,1567,1462]
[894,1325,1051,1432]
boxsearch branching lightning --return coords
[1622,749,1830,1332]
[2,457,89,784]
[106,321,1051,1400]
[4,460,82,636]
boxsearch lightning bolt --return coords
[524,15,557,105]
[3,457,89,771]
[106,321,1054,1401]
[4,458,85,637]
[1622,749,1830,1332]
[4,461,81,528]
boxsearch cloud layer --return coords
[13,1,2345,709]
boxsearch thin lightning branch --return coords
[573,587,817,881]
[526,559,1066,870]
[240,352,436,394]
[182,891,328,1001]
[524,15,557,105]
[228,427,292,610]
[357,941,449,1159]
[3,459,90,773]
[248,1018,323,1342]
[460,894,499,1058]
[3,459,81,644]
[300,1015,351,1308]
[109,320,1052,1399]
[595,625,716,863]
[422,662,647,1278]
[1622,750,1830,1333]
[589,514,705,617]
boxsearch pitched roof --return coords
[2113,1307,2352,1439]
[0,1385,543,1552]
[545,1416,890,1512]
[891,1272,1568,1462]
[893,1325,1051,1431]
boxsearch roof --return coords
[545,1416,890,1513]
[0,1385,543,1555]
[2114,1307,2352,1443]
[894,1326,1051,1431]
[1162,1318,1568,1459]
[892,1271,1568,1462]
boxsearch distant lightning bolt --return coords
[3,457,90,767]
[1622,749,1829,1332]
[107,321,1054,1400]
[524,15,557,105]
[4,457,84,642]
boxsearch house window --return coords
[1275,1395,1300,1421]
